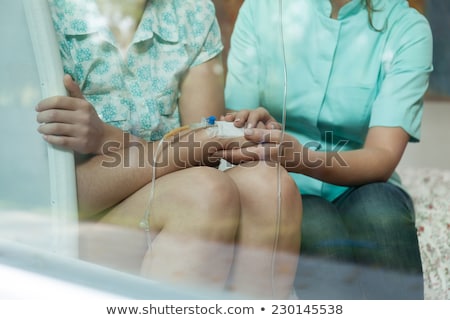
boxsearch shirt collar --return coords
[314,0,364,19]
[56,0,179,43]
[55,0,106,35]
[134,0,179,43]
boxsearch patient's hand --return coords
[163,127,253,168]
[36,75,107,155]
[215,127,301,168]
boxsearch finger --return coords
[244,128,283,144]
[38,122,76,137]
[36,95,86,112]
[36,75,84,112]
[266,120,282,130]
[217,143,279,164]
[222,112,237,122]
[41,134,81,152]
[245,107,278,129]
[256,121,266,129]
[42,132,96,154]
[36,108,77,124]
[214,148,256,164]
[232,110,250,128]
[64,74,85,99]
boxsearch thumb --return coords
[63,74,84,99]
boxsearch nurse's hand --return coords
[221,107,281,130]
[36,75,107,155]
[215,127,302,170]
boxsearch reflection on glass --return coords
[3,0,447,300]
[43,0,302,300]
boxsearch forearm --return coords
[76,128,218,218]
[76,157,148,218]
[290,147,399,187]
[76,140,166,218]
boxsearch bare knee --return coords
[228,162,302,218]
[226,162,302,253]
[187,167,241,214]
[151,167,241,240]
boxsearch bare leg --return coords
[79,164,302,298]
[140,167,242,290]
[78,221,147,275]
[83,167,241,293]
[225,162,302,299]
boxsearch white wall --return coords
[399,100,450,170]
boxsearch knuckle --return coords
[79,101,92,112]
[78,125,90,139]
[57,137,70,148]
[51,123,62,133]
[53,96,64,106]
[47,109,58,122]
[78,111,91,124]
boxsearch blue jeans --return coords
[300,182,422,273]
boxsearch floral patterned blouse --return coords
[49,0,223,141]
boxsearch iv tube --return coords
[141,2,289,298]
[270,0,288,298]
[140,117,217,248]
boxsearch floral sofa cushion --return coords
[399,167,450,300]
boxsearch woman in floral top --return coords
[35,0,302,299]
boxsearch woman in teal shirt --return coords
[223,0,432,290]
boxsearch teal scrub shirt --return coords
[225,0,433,201]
